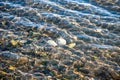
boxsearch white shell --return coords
[56,37,66,46]
[47,40,58,47]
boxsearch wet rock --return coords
[0,38,9,50]
[18,57,29,64]
[47,40,57,47]
[84,76,95,80]
[26,39,33,44]
[73,60,85,70]
[25,0,34,4]
[0,51,20,60]
[49,60,58,67]
[57,65,66,74]
[79,68,90,74]
[19,40,27,44]
[41,68,52,76]
[108,68,120,79]
[47,76,53,80]
[10,40,19,46]
[56,37,66,46]
[62,60,73,66]
[68,42,76,48]
[95,67,114,79]
[33,72,45,79]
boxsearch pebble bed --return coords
[0,0,120,80]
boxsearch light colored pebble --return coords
[56,37,66,46]
[68,42,76,48]
[47,40,58,47]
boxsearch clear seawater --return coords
[0,0,120,50]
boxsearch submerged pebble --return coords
[56,37,66,46]
[68,42,76,48]
[47,40,58,47]
[0,0,120,80]
[0,51,20,60]
[18,57,29,64]
[10,40,19,46]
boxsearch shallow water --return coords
[0,0,120,79]
[0,0,120,49]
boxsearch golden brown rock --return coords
[18,57,29,64]
[109,69,120,79]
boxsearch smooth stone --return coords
[19,40,27,44]
[68,42,76,48]
[62,60,73,66]
[0,51,20,60]
[18,57,29,64]
[79,68,90,74]
[47,40,58,47]
[25,0,34,4]
[56,37,66,46]
[94,28,102,32]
